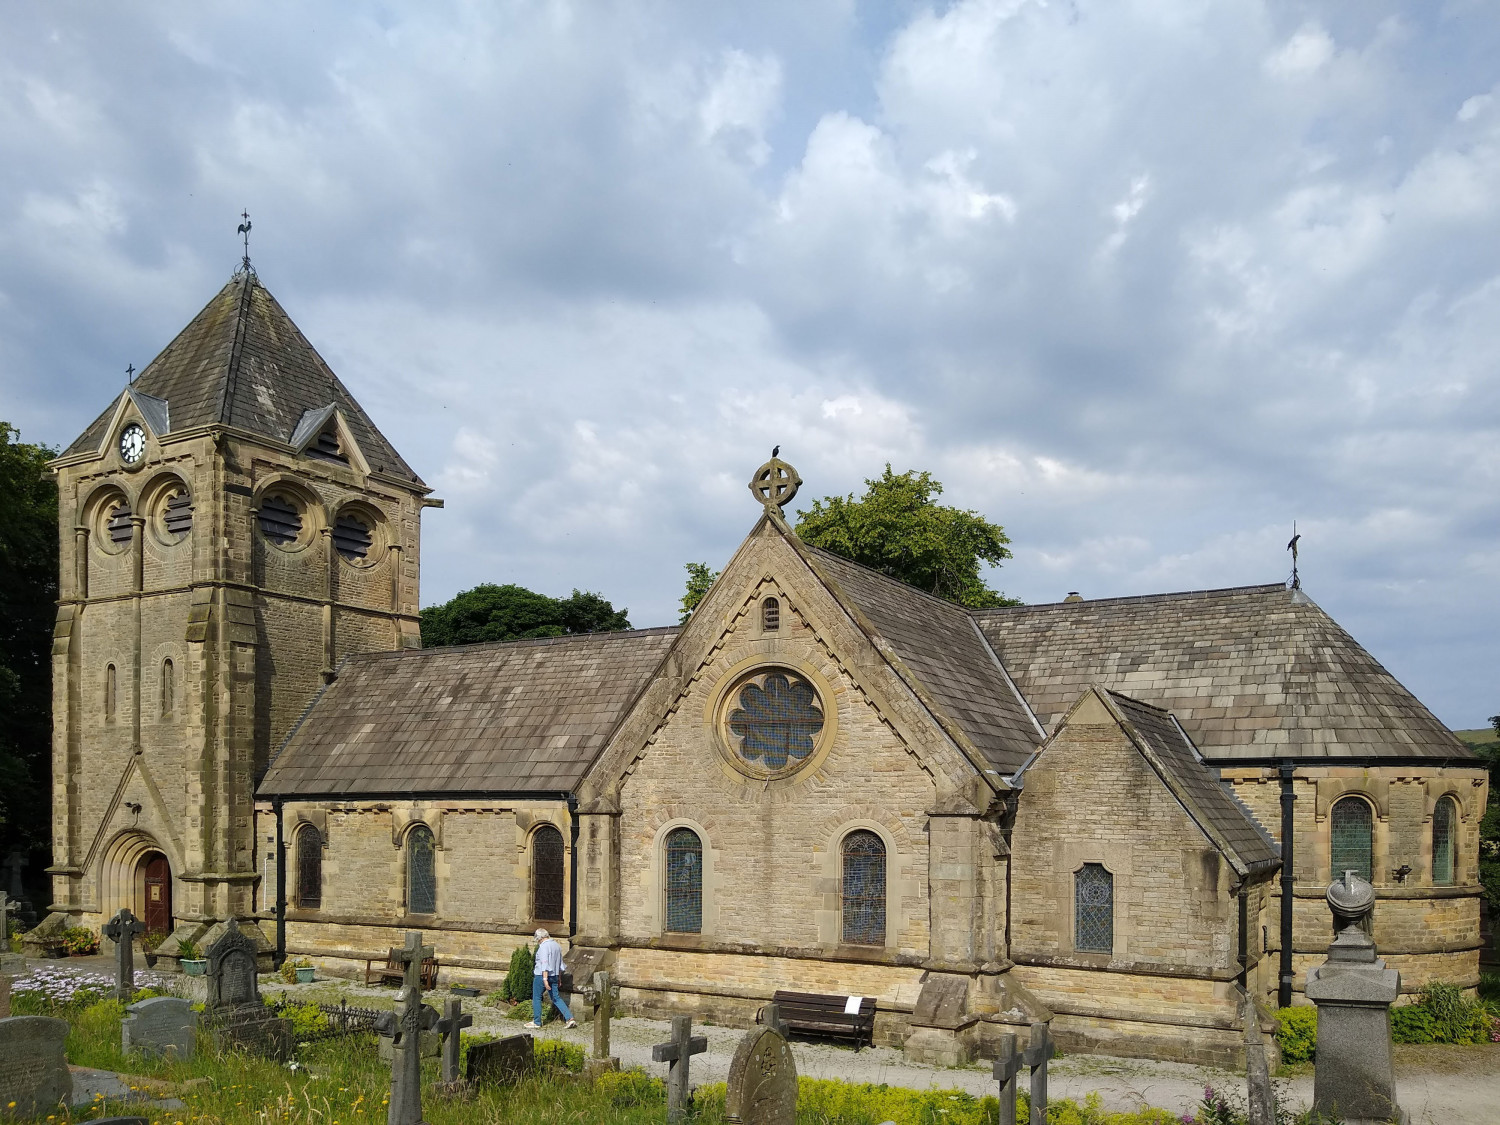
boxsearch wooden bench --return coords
[364,954,438,990]
[764,990,876,1048]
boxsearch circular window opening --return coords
[725,669,825,772]
[332,511,374,562]
[258,493,304,547]
[157,486,193,543]
[106,500,134,546]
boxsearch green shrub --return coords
[535,1038,585,1072]
[1274,1005,1318,1062]
[61,925,99,955]
[1479,971,1500,1004]
[274,998,327,1039]
[1390,1002,1437,1044]
[594,1067,665,1107]
[1417,981,1492,1044]
[503,942,535,1002]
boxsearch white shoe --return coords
[565,1019,578,1029]
[523,1021,541,1029]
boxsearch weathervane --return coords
[1287,522,1301,590]
[749,447,801,510]
[237,210,253,271]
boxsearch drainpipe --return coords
[1236,884,1249,993]
[1278,761,1296,1008]
[274,797,286,967]
[567,793,580,940]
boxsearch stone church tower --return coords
[31,266,432,962]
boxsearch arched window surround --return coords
[840,829,887,947]
[1074,862,1115,954]
[404,822,438,916]
[1432,795,1458,887]
[530,823,566,924]
[295,823,324,909]
[653,819,716,939]
[1329,795,1375,883]
[761,596,780,632]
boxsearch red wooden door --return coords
[141,853,172,936]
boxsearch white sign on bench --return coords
[843,995,863,1015]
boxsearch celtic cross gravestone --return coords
[102,908,146,1002]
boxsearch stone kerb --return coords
[122,996,198,1059]
[0,1015,72,1117]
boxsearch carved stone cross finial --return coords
[652,1014,708,1124]
[749,456,802,510]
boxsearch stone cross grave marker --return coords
[991,1032,1022,1125]
[591,970,615,1059]
[122,996,198,1059]
[387,931,436,1125]
[0,1015,73,1117]
[726,1020,797,1125]
[437,996,473,1084]
[103,908,146,1002]
[1021,1021,1054,1125]
[652,1014,708,1125]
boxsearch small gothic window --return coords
[1076,863,1114,953]
[1330,796,1374,882]
[841,830,886,945]
[297,825,323,909]
[407,824,437,915]
[532,824,565,922]
[258,493,303,546]
[332,511,373,562]
[309,425,348,464]
[107,501,134,544]
[160,659,174,718]
[1433,796,1457,886]
[726,671,824,771]
[162,488,193,540]
[664,827,702,934]
[762,597,780,631]
[105,664,117,721]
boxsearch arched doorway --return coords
[138,851,173,936]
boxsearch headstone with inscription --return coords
[726,1023,797,1125]
[204,920,293,1061]
[465,1034,535,1085]
[0,1015,72,1117]
[102,908,146,1002]
[122,995,198,1059]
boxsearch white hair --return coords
[534,928,549,941]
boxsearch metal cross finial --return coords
[1286,521,1301,590]
[237,210,253,270]
[126,363,135,384]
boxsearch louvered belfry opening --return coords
[841,830,886,945]
[1075,863,1114,953]
[1330,796,1374,881]
[407,825,437,914]
[297,825,323,908]
[332,511,373,561]
[162,488,193,539]
[1432,796,1456,886]
[258,493,303,546]
[107,501,133,544]
[762,596,780,630]
[308,425,348,463]
[531,825,565,922]
[664,827,703,934]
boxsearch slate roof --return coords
[257,627,679,797]
[802,544,1042,775]
[1104,690,1280,878]
[64,271,424,488]
[976,585,1470,762]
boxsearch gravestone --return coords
[726,1024,797,1125]
[387,931,437,1125]
[0,1015,72,1117]
[590,970,617,1059]
[991,1032,1021,1125]
[652,1015,708,1125]
[102,908,146,1002]
[376,1007,441,1062]
[465,1034,535,1085]
[122,996,198,1059]
[204,920,293,1061]
[1305,872,1408,1125]
[1021,1021,1054,1125]
[437,997,473,1084]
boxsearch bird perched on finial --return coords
[772,445,780,458]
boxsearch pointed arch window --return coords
[532,824,565,922]
[1330,796,1374,882]
[664,828,702,934]
[407,824,437,915]
[296,824,323,909]
[841,830,886,946]
[105,664,117,721]
[1075,864,1114,953]
[160,659,174,718]
[1432,796,1457,886]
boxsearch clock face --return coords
[119,423,146,465]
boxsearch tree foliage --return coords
[1474,714,1500,916]
[419,583,630,647]
[678,562,719,623]
[0,422,59,860]
[793,465,1020,609]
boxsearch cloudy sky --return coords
[2,1,1496,727]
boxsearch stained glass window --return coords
[1432,797,1456,886]
[665,828,702,934]
[297,825,323,909]
[532,824,565,921]
[726,671,824,770]
[841,831,886,945]
[1075,864,1113,953]
[407,824,437,915]
[1330,797,1373,882]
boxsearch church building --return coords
[34,269,1488,1068]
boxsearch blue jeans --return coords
[532,972,573,1024]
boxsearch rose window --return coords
[726,670,825,771]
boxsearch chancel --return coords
[28,265,1488,1068]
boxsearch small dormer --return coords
[289,405,369,474]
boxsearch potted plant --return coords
[294,957,315,984]
[178,939,206,976]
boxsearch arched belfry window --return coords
[1432,796,1457,886]
[1330,796,1374,882]
[297,825,323,909]
[105,664,117,721]
[762,596,780,631]
[532,824,565,922]
[107,501,133,545]
[160,659,174,718]
[407,824,437,915]
[664,828,702,934]
[841,830,886,946]
[1075,864,1114,953]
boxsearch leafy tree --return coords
[1476,715,1500,917]
[794,465,1020,608]
[679,562,719,623]
[419,583,630,647]
[0,422,59,880]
